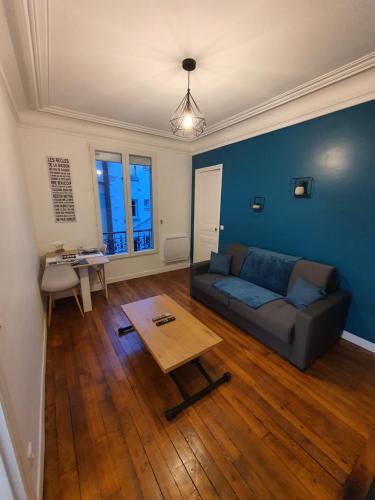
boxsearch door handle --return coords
[214,227,218,232]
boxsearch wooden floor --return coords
[44,269,375,500]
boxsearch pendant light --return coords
[170,58,206,138]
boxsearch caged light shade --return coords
[170,58,206,138]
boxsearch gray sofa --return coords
[190,244,350,370]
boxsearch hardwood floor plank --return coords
[44,269,375,500]
[85,316,164,500]
[221,376,342,499]
[99,396,144,500]
[185,408,253,499]
[52,317,81,499]
[43,343,59,500]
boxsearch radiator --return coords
[164,236,190,263]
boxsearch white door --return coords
[193,165,223,263]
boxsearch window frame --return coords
[90,143,158,259]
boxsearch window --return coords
[131,199,138,217]
[94,150,155,255]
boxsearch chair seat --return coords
[41,264,80,292]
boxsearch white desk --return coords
[45,250,110,312]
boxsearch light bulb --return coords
[182,113,193,129]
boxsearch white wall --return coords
[0,70,45,498]
[19,113,192,282]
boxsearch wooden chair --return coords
[41,264,84,327]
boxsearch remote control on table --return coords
[155,316,175,326]
[152,312,172,322]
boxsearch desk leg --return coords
[102,264,108,301]
[79,266,92,312]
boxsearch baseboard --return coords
[106,261,190,284]
[341,330,375,354]
[36,313,47,500]
[53,262,190,298]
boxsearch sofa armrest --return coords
[290,290,351,370]
[190,260,210,278]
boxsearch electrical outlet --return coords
[27,442,35,467]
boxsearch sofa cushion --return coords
[208,251,232,275]
[223,244,249,276]
[229,298,297,343]
[213,276,283,309]
[240,247,301,295]
[286,277,326,310]
[288,260,338,293]
[191,273,229,305]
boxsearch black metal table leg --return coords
[165,359,231,421]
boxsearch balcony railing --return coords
[103,229,153,255]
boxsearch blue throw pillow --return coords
[209,251,232,276]
[239,247,301,295]
[286,277,326,310]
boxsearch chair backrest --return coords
[41,264,79,292]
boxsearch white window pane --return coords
[96,151,122,163]
[129,154,152,166]
[95,151,127,255]
[129,156,153,252]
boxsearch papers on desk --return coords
[46,252,104,266]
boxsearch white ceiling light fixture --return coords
[170,58,206,138]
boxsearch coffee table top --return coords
[121,294,222,373]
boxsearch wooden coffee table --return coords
[121,294,231,420]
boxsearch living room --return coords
[0,1,374,499]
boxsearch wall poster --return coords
[47,156,76,223]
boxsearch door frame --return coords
[193,164,223,263]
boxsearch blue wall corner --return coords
[192,99,375,343]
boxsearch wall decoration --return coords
[251,197,265,212]
[47,156,76,223]
[291,177,313,198]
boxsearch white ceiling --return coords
[9,0,375,137]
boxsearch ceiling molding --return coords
[11,0,375,142]
[200,51,375,137]
[191,87,375,155]
[0,62,19,120]
[18,110,192,153]
[40,105,191,141]
[4,0,48,109]
[37,51,375,143]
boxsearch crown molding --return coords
[10,0,375,142]
[192,90,375,155]
[200,51,375,137]
[39,105,190,141]
[36,51,375,144]
[18,109,192,153]
[0,62,19,120]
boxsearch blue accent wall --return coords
[192,100,375,343]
